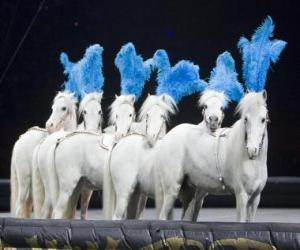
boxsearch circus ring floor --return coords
[1,208,300,222]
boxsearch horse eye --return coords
[98,110,102,115]
[261,118,266,123]
[83,110,87,115]
[61,107,67,111]
[203,104,207,109]
[129,114,132,117]
[244,117,248,123]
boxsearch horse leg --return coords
[41,196,52,219]
[136,194,147,219]
[126,188,141,219]
[180,183,196,220]
[52,187,76,219]
[80,188,93,220]
[235,191,249,222]
[15,174,31,218]
[67,185,82,219]
[160,182,181,220]
[247,192,261,222]
[182,189,207,222]
[113,179,137,220]
[10,161,18,217]
[24,190,33,218]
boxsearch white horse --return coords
[47,95,136,219]
[32,93,77,218]
[103,90,227,220]
[103,94,178,220]
[72,92,103,220]
[10,91,78,218]
[32,91,103,218]
[156,91,268,222]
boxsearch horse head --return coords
[109,94,136,140]
[199,90,227,133]
[79,92,103,132]
[139,94,177,146]
[237,91,269,160]
[46,92,78,133]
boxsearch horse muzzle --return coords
[247,146,259,160]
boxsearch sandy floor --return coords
[1,208,300,222]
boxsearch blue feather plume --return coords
[60,44,104,99]
[238,16,287,92]
[60,53,80,97]
[153,49,207,103]
[208,51,244,102]
[115,42,153,100]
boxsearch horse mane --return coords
[108,95,135,125]
[79,92,103,114]
[138,94,178,123]
[236,91,267,116]
[199,89,228,108]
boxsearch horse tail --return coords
[10,149,18,217]
[32,146,44,218]
[103,144,116,219]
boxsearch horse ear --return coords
[262,90,267,101]
[160,94,167,103]
[98,92,103,102]
[130,95,135,104]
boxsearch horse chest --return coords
[237,161,267,194]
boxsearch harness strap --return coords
[213,128,229,191]
[27,126,48,133]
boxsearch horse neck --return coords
[130,120,146,135]
[198,120,212,134]
[226,119,245,157]
[64,108,77,131]
[159,122,167,138]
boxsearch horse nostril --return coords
[209,116,218,122]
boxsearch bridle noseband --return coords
[244,124,267,158]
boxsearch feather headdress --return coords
[115,42,153,100]
[238,16,287,92]
[60,44,104,98]
[207,51,244,103]
[153,49,207,103]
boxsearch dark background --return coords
[0,0,299,178]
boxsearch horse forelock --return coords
[138,95,178,123]
[79,92,103,114]
[236,91,267,117]
[199,90,228,108]
[108,95,135,125]
[54,91,78,106]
